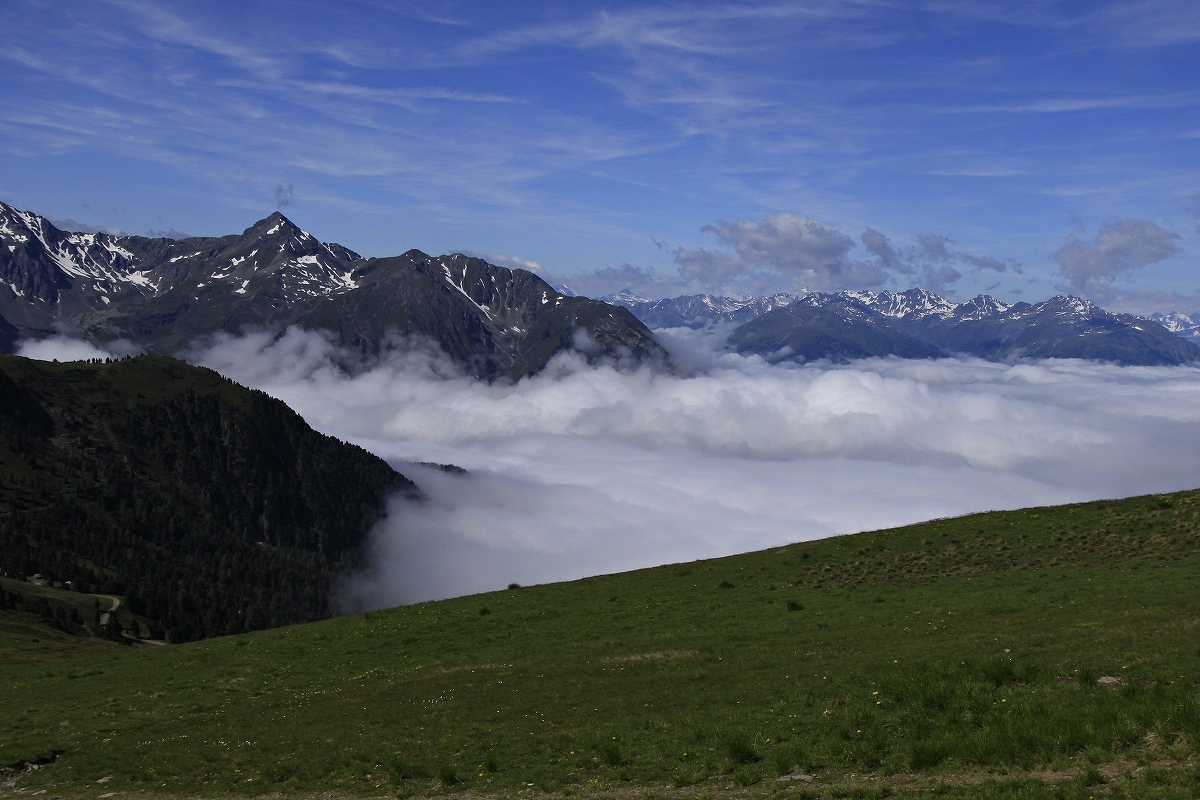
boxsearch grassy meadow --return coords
[3,490,1200,799]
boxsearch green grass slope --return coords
[3,490,1200,800]
[0,354,412,643]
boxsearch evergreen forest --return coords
[0,354,413,642]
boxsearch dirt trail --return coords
[95,595,119,627]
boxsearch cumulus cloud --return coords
[1053,218,1182,289]
[917,233,1013,274]
[587,214,1021,299]
[913,232,1026,289]
[861,227,901,269]
[675,213,886,293]
[860,229,1021,293]
[169,327,1200,607]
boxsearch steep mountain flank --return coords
[0,354,413,642]
[299,251,664,378]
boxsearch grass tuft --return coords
[436,764,459,785]
[724,734,761,764]
[599,739,625,767]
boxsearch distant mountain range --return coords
[607,288,1200,366]
[1149,312,1200,343]
[600,289,800,328]
[0,202,664,379]
[4,201,1196,370]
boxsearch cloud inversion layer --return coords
[21,327,1200,607]
[147,327,1200,607]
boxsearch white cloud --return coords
[663,214,1018,297]
[175,327,1200,608]
[1053,217,1183,289]
[675,212,885,293]
[15,335,134,361]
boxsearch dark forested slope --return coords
[0,354,413,642]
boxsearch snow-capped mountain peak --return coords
[0,201,154,305]
[847,288,957,320]
[1146,312,1200,342]
[603,288,653,305]
[604,291,806,328]
[955,295,1010,320]
[1020,295,1104,321]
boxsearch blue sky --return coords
[1,0,1198,309]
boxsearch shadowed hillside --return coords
[0,354,413,643]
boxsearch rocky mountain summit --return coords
[0,203,663,378]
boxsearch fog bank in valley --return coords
[21,328,1200,608]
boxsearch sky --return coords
[21,329,1200,605]
[1,1,1198,308]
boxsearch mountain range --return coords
[1150,311,1200,343]
[4,201,1198,369]
[609,287,1200,366]
[0,203,664,379]
[600,289,801,329]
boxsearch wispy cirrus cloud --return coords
[0,0,1196,291]
[939,94,1193,114]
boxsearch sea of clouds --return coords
[19,328,1200,609]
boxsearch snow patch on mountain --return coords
[605,290,807,328]
[1150,312,1200,341]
